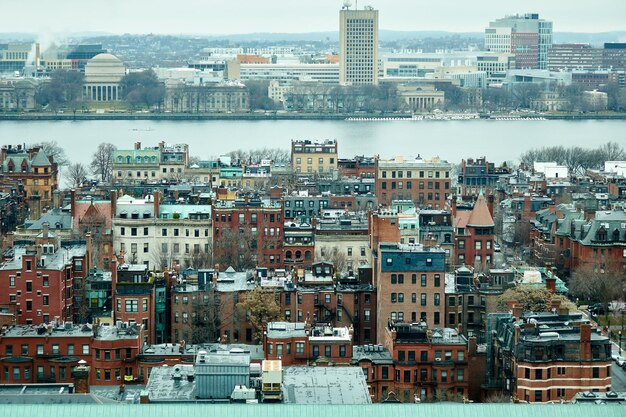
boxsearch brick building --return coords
[376,243,446,338]
[0,145,59,207]
[376,156,452,209]
[0,226,87,325]
[458,157,511,197]
[213,199,283,270]
[263,321,353,366]
[486,309,612,403]
[381,323,469,402]
[338,156,377,179]
[453,193,495,270]
[0,322,143,386]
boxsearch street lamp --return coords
[619,331,622,354]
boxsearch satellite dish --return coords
[342,0,353,9]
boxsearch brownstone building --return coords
[0,226,87,325]
[376,243,446,339]
[213,199,284,270]
[376,156,452,209]
[453,193,495,270]
[263,321,353,366]
[1,145,59,207]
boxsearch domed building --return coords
[83,53,125,101]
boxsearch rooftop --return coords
[281,366,370,404]
[0,244,86,271]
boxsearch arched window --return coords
[295,250,302,260]
[305,250,312,260]
[117,156,122,163]
[126,156,131,164]
[285,251,292,259]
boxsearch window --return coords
[421,274,427,286]
[457,368,464,381]
[125,300,138,312]
[434,294,440,306]
[296,342,304,354]
[82,345,89,355]
[324,345,331,357]
[421,294,427,306]
[143,299,148,312]
[398,293,404,303]
[43,276,49,287]
[43,296,49,306]
[434,274,440,287]
[475,241,482,250]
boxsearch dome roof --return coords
[90,53,122,63]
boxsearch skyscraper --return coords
[485,13,553,70]
[339,5,379,86]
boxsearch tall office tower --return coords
[339,5,379,86]
[485,13,553,70]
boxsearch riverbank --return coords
[1,111,626,121]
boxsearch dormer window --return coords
[596,227,607,241]
[120,210,128,219]
[131,210,139,219]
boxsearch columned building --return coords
[83,53,125,101]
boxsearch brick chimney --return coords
[545,276,556,294]
[29,194,41,221]
[73,364,91,393]
[468,336,477,355]
[580,323,592,360]
[153,191,161,218]
[42,222,49,239]
[110,190,117,219]
[86,232,92,271]
[451,196,457,217]
[70,189,76,218]
[134,142,142,150]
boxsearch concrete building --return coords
[548,44,603,71]
[240,63,339,84]
[0,79,38,112]
[112,141,190,184]
[339,6,379,86]
[485,13,553,70]
[0,43,32,74]
[83,53,125,102]
[291,140,338,177]
[396,84,445,112]
[163,80,249,113]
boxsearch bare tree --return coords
[569,260,625,311]
[319,245,348,276]
[65,162,89,188]
[91,142,116,183]
[32,140,68,166]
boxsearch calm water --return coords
[0,119,625,164]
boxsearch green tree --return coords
[497,286,574,312]
[120,69,165,109]
[236,287,282,344]
[36,69,84,114]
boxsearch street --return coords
[611,363,626,392]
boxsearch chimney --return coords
[487,194,495,218]
[468,336,477,355]
[545,276,556,294]
[42,222,49,239]
[110,190,117,219]
[153,191,160,218]
[1,146,7,163]
[580,323,591,360]
[512,306,523,319]
[451,196,457,217]
[86,232,92,270]
[523,194,531,218]
[134,142,142,150]
[73,365,91,394]
[52,190,60,210]
[70,189,76,218]
[29,194,41,221]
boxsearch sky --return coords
[3,0,626,36]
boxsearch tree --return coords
[318,245,348,276]
[497,286,574,312]
[32,140,69,166]
[236,287,282,343]
[120,69,165,109]
[213,227,258,271]
[65,162,89,188]
[91,142,116,183]
[245,80,276,111]
[36,69,84,114]
[191,289,221,344]
[569,262,625,311]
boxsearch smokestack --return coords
[110,190,117,219]
[153,191,161,218]
[70,189,76,218]
[52,190,60,210]
[29,194,42,221]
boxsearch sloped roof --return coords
[467,193,494,227]
[30,150,51,167]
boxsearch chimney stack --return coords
[42,222,49,239]
[110,190,117,220]
[70,189,76,218]
[134,142,142,150]
[73,365,91,394]
[29,194,41,221]
[580,323,592,360]
[153,191,161,218]
[52,190,60,210]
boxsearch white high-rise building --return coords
[339,6,379,86]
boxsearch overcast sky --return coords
[4,0,625,35]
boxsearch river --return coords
[0,119,624,165]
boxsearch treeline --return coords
[225,147,290,165]
[520,141,625,175]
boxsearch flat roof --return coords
[281,366,371,405]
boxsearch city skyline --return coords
[2,0,625,37]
